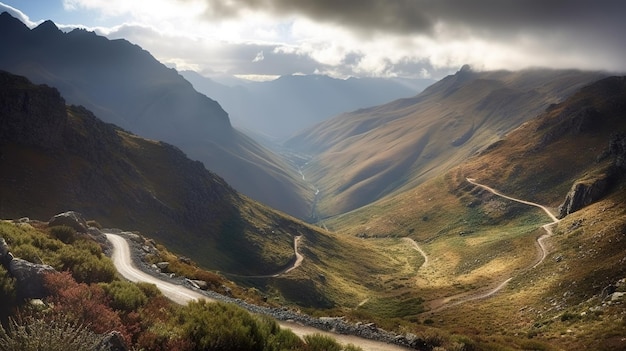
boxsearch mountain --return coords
[181,70,433,141]
[0,70,289,275]
[286,66,606,217]
[0,12,311,219]
[0,71,417,311]
[326,75,626,350]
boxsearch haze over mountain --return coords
[0,12,312,219]
[287,66,606,217]
[0,69,308,276]
[182,70,433,140]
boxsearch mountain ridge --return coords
[288,67,607,217]
[0,70,294,275]
[0,12,311,219]
[182,70,433,141]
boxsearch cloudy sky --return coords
[1,0,625,81]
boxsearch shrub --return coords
[0,266,16,324]
[53,245,116,284]
[178,300,267,351]
[136,282,162,299]
[43,272,126,337]
[255,315,304,351]
[0,316,103,351]
[102,280,148,312]
[11,244,44,264]
[86,220,102,229]
[49,226,76,244]
[303,334,342,351]
[191,269,223,288]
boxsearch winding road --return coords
[465,177,559,268]
[105,233,409,351]
[222,235,303,278]
[422,178,560,313]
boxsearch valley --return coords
[1,10,625,350]
[106,231,411,351]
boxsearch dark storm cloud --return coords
[196,0,626,37]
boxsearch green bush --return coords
[303,334,342,351]
[102,280,148,312]
[135,282,162,299]
[53,244,116,284]
[11,244,45,264]
[179,300,266,351]
[0,266,16,324]
[49,226,77,244]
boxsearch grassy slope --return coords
[287,69,605,218]
[325,76,626,349]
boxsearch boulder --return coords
[9,258,56,299]
[48,211,88,233]
[610,292,625,302]
[97,331,129,351]
[558,177,610,218]
[124,232,143,243]
[190,279,209,290]
[87,227,108,246]
[155,262,170,271]
[0,237,13,267]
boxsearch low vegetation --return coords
[0,221,370,351]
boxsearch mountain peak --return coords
[32,19,62,37]
[459,64,473,73]
[0,11,29,34]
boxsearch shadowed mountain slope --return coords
[0,71,412,311]
[286,66,606,217]
[182,70,433,141]
[0,12,311,219]
[0,70,306,275]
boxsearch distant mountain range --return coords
[287,65,606,217]
[0,12,311,219]
[182,70,433,141]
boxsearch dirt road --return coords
[105,233,409,351]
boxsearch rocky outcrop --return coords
[0,237,13,266]
[558,176,611,218]
[9,258,56,299]
[605,133,626,170]
[97,331,129,351]
[48,211,88,233]
[0,71,67,148]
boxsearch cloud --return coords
[252,51,264,62]
[195,0,626,37]
[22,0,626,79]
[0,2,38,27]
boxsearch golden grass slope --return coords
[287,68,606,218]
[326,76,626,350]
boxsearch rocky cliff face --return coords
[0,72,67,148]
[558,176,611,218]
